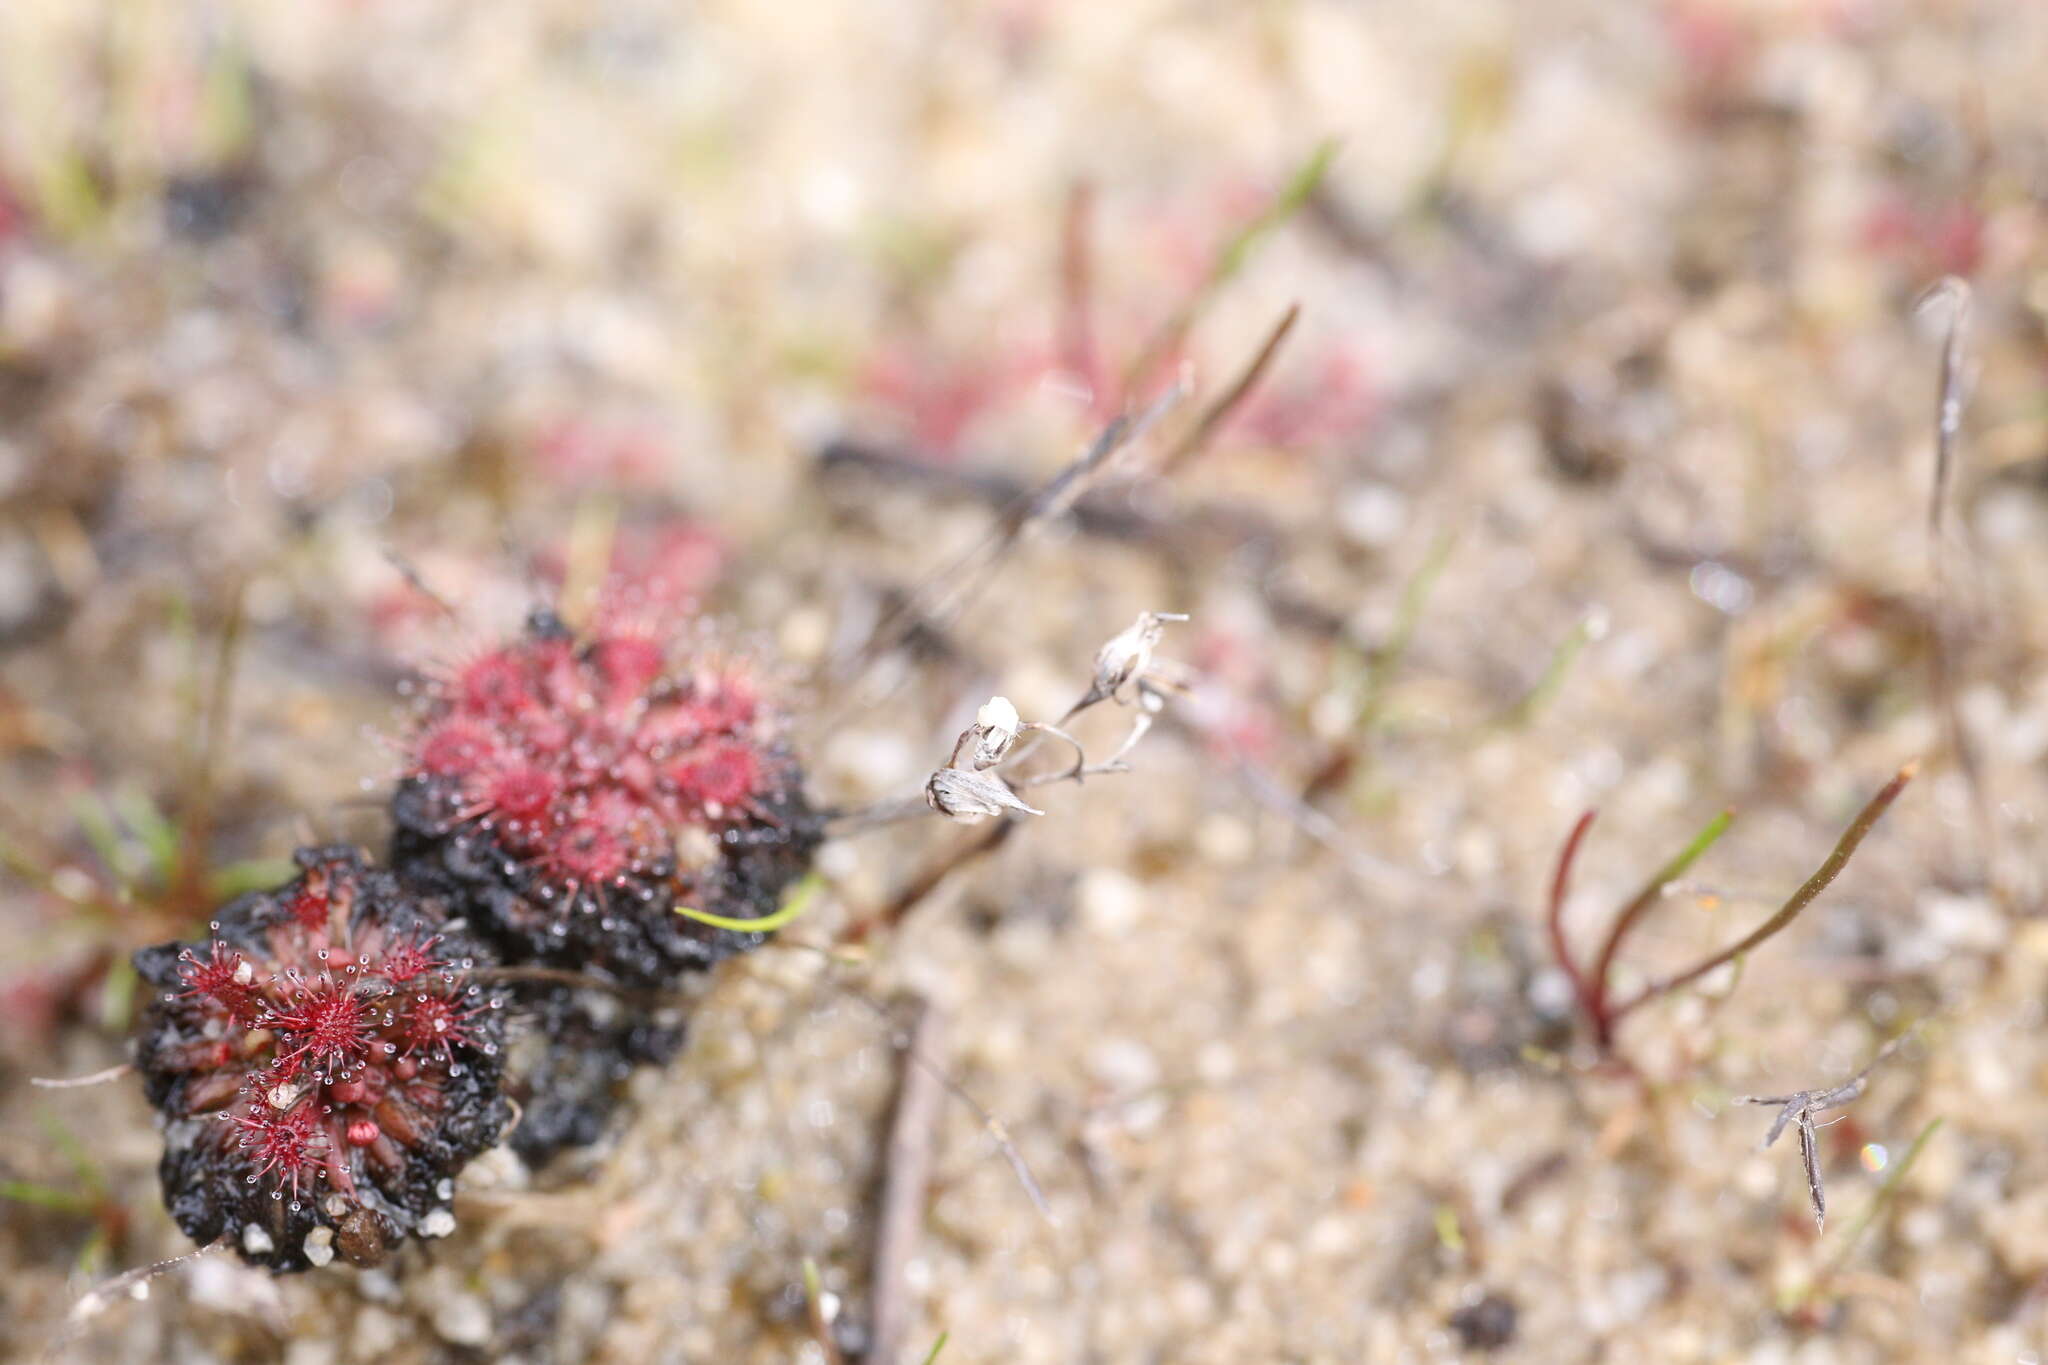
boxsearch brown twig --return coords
[867,999,946,1365]
[817,441,1365,651]
[845,821,1017,941]
[815,439,1286,555]
[468,965,685,1009]
[824,383,1187,712]
[825,982,1054,1224]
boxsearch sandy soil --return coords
[5,1,2048,1361]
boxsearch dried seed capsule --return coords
[924,766,1044,823]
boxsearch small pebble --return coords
[1078,869,1144,936]
[433,1292,493,1347]
[1448,1291,1518,1350]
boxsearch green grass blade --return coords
[1499,615,1595,728]
[1827,1117,1943,1273]
[1355,529,1456,732]
[68,790,135,889]
[0,1180,94,1214]
[112,785,181,885]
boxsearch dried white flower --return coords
[967,695,1023,769]
[925,766,1044,823]
[1080,611,1187,711]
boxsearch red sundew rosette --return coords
[132,847,507,1272]
[389,609,820,988]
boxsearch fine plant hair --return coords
[1545,762,1916,1060]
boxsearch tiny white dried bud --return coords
[231,958,255,986]
[925,767,1044,823]
[1089,612,1187,706]
[967,695,1022,769]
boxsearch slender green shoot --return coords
[1355,529,1456,732]
[0,1180,94,1214]
[68,791,136,890]
[1498,615,1596,729]
[800,1257,846,1365]
[40,1112,107,1198]
[676,874,822,934]
[111,785,180,886]
[1122,138,1339,394]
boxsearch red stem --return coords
[1546,810,1600,1034]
